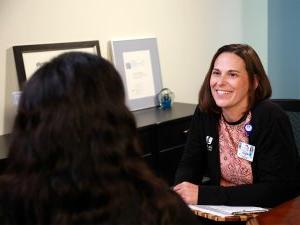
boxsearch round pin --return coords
[244,124,253,136]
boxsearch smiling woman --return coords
[173,44,300,208]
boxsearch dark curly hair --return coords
[199,44,272,113]
[0,52,195,225]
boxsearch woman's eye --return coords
[212,71,220,76]
[229,73,237,77]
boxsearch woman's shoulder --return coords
[252,99,287,117]
[251,99,290,125]
[194,105,220,120]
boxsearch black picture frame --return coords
[13,40,101,89]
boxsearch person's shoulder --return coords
[194,105,219,119]
[252,99,288,120]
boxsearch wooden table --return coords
[246,196,300,225]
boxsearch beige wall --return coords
[0,0,267,136]
[243,0,268,72]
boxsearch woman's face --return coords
[210,52,250,115]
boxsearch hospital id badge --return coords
[237,142,255,162]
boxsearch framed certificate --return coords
[13,40,101,89]
[111,37,162,111]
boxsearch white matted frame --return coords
[13,40,101,89]
[111,37,162,111]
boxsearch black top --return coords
[175,99,300,208]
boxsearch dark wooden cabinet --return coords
[133,102,196,185]
[0,102,196,185]
[0,134,9,173]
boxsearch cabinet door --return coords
[137,126,157,172]
[156,119,190,150]
[156,118,191,185]
[158,147,184,185]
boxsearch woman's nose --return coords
[216,74,226,85]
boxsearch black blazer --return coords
[175,99,300,207]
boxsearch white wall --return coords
[0,0,267,135]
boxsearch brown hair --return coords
[0,52,191,225]
[199,44,272,113]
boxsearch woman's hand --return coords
[173,181,199,204]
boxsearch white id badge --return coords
[237,142,255,162]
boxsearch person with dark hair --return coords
[174,44,300,208]
[0,52,200,225]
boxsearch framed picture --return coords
[111,37,163,111]
[13,40,101,89]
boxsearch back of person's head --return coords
[0,52,180,224]
[199,43,272,113]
